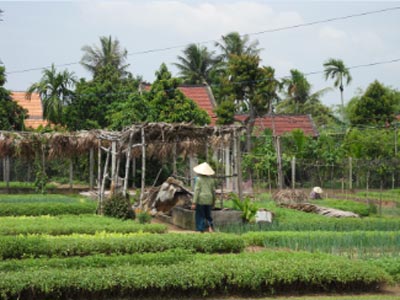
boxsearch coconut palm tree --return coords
[26,64,76,125]
[323,58,352,121]
[173,44,216,85]
[215,32,261,62]
[81,36,129,78]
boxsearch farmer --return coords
[191,162,216,232]
[310,186,323,199]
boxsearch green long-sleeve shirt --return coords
[193,175,216,205]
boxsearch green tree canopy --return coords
[216,54,279,151]
[323,58,352,121]
[215,32,261,62]
[81,36,129,79]
[0,66,27,130]
[26,64,76,125]
[173,44,217,85]
[145,64,210,125]
[349,80,396,126]
[277,69,336,127]
[65,65,139,130]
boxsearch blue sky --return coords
[1,0,399,108]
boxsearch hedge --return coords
[0,215,167,235]
[0,233,245,259]
[0,251,390,299]
[0,203,96,216]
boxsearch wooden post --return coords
[172,140,177,175]
[89,148,94,190]
[233,130,238,192]
[348,157,353,191]
[97,140,102,203]
[99,147,111,215]
[111,141,117,188]
[69,158,73,191]
[131,158,136,188]
[236,131,243,200]
[225,143,231,191]
[5,156,10,191]
[123,132,133,195]
[291,156,296,189]
[189,154,198,189]
[275,136,284,190]
[140,127,146,209]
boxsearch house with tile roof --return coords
[11,92,48,129]
[141,83,318,136]
[235,114,319,137]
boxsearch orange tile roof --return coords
[11,92,49,129]
[235,114,319,137]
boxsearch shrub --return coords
[103,193,135,220]
[137,211,152,224]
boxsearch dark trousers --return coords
[195,204,213,232]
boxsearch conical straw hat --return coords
[193,162,215,176]
[313,186,323,194]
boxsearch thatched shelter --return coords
[0,123,245,213]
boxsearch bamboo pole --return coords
[236,130,243,200]
[99,147,111,215]
[123,132,133,195]
[140,127,146,209]
[69,158,73,191]
[89,148,94,190]
[97,140,101,203]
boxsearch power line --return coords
[6,6,400,75]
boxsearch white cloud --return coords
[78,1,304,40]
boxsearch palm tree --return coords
[215,32,261,62]
[26,64,76,125]
[282,69,311,113]
[81,36,129,78]
[323,58,352,121]
[173,44,216,85]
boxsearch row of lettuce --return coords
[0,194,399,299]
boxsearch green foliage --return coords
[64,65,139,130]
[136,211,152,224]
[0,66,27,130]
[174,43,217,85]
[145,64,211,125]
[242,231,400,257]
[26,64,76,125]
[34,168,48,194]
[311,199,374,217]
[0,233,245,259]
[349,81,396,126]
[0,250,389,299]
[0,215,167,235]
[103,193,135,220]
[230,193,258,223]
[0,194,96,216]
[370,257,400,282]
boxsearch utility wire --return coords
[6,6,400,75]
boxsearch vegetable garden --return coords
[0,192,399,299]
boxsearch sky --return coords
[1,0,400,108]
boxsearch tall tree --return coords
[0,66,27,130]
[349,80,396,126]
[277,69,336,127]
[173,44,217,85]
[26,64,76,125]
[217,54,279,152]
[145,64,210,125]
[323,58,352,121]
[65,65,139,130]
[215,32,261,62]
[81,36,129,78]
